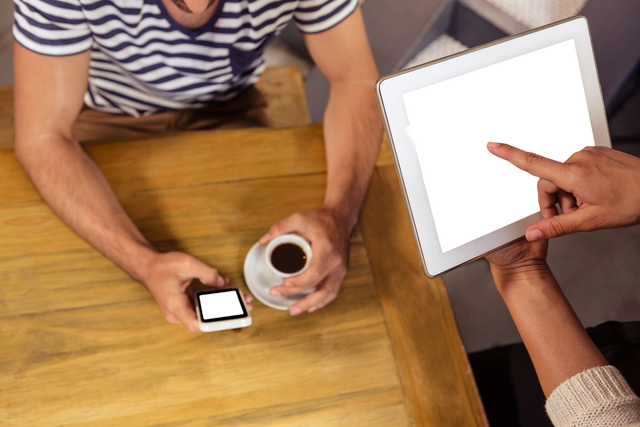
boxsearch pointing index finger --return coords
[484,139,563,182]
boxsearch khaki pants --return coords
[73,86,271,143]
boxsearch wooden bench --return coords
[0,66,311,151]
[0,85,12,150]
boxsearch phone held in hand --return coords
[195,288,252,332]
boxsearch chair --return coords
[0,66,311,151]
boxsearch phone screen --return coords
[197,289,248,322]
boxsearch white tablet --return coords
[376,16,611,278]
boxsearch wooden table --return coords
[0,124,487,426]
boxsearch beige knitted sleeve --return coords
[546,366,640,427]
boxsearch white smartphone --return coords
[195,288,252,332]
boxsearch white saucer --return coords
[243,242,313,311]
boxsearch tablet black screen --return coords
[406,43,591,249]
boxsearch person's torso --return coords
[15,0,358,116]
[82,0,298,116]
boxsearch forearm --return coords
[492,265,608,397]
[16,134,156,281]
[322,81,382,230]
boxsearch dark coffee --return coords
[270,243,307,274]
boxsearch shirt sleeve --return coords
[546,366,640,427]
[293,0,359,34]
[13,0,92,56]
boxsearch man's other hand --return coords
[259,208,350,316]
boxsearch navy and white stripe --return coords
[13,0,358,117]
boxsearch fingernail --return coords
[527,229,544,241]
[270,289,281,297]
[283,281,294,287]
[487,142,501,148]
[290,307,302,316]
[308,306,317,313]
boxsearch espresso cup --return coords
[265,234,312,282]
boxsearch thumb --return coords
[172,294,200,333]
[525,209,590,241]
[179,256,225,288]
[259,214,304,246]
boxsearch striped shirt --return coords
[13,0,358,116]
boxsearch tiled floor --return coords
[405,0,590,70]
[404,34,468,69]
[263,37,314,78]
[486,0,588,28]
[0,42,13,87]
[0,0,12,86]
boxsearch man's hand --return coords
[259,208,350,316]
[487,142,640,241]
[142,252,253,332]
[267,6,381,317]
[14,44,255,333]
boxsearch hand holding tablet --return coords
[376,16,611,277]
[487,143,640,241]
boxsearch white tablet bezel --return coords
[376,16,611,278]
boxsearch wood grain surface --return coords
[0,123,481,426]
[256,66,311,129]
[360,166,488,427]
[0,127,407,426]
